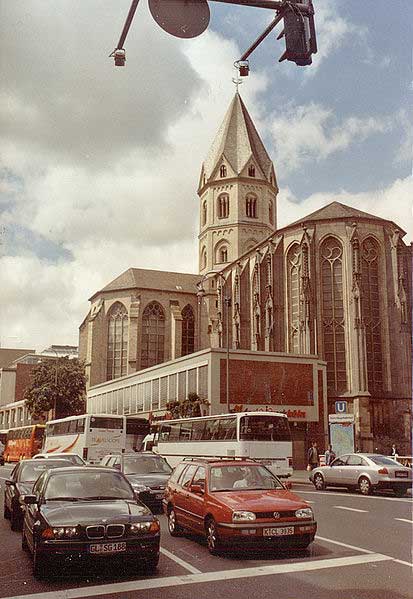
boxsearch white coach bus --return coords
[148,412,293,478]
[43,414,126,464]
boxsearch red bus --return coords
[4,425,45,462]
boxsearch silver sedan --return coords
[309,453,412,496]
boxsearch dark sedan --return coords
[3,458,75,531]
[100,453,172,512]
[22,466,160,578]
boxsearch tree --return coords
[166,393,210,419]
[24,357,86,419]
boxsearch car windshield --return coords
[123,456,172,475]
[209,465,284,491]
[44,471,134,501]
[368,455,404,466]
[18,460,71,482]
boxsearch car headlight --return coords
[130,520,160,534]
[42,526,79,539]
[295,508,313,519]
[232,511,256,522]
[131,484,150,493]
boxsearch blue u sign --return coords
[335,401,347,414]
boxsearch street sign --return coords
[335,400,347,414]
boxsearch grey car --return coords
[309,453,412,496]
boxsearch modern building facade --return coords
[79,93,412,461]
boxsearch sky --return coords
[0,0,412,352]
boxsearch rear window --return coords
[369,455,403,466]
[90,417,124,430]
[18,460,71,482]
[123,455,172,475]
[240,416,291,441]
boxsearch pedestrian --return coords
[324,444,336,465]
[307,441,319,471]
[390,443,398,458]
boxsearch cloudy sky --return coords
[0,0,411,351]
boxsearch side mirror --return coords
[284,480,292,490]
[190,484,204,495]
[23,495,37,505]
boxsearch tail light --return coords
[378,468,388,475]
[149,520,160,534]
[83,447,88,461]
[288,457,293,468]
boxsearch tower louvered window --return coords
[320,237,347,392]
[181,304,195,356]
[361,237,383,391]
[246,195,257,218]
[287,244,300,353]
[107,303,128,380]
[220,165,227,178]
[141,301,165,369]
[248,165,255,177]
[217,194,229,218]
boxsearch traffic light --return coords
[278,0,317,66]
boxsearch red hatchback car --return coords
[163,459,317,554]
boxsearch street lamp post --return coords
[197,271,232,413]
[47,347,59,419]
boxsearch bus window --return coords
[68,420,77,434]
[159,425,171,442]
[168,422,181,442]
[218,418,237,440]
[34,426,44,440]
[204,419,221,441]
[76,418,85,433]
[179,422,192,441]
[192,420,205,441]
[239,415,291,441]
[90,417,124,429]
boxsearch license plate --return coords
[89,542,126,554]
[395,471,408,478]
[263,527,294,537]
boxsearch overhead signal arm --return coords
[110,0,141,66]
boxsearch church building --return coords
[79,93,412,466]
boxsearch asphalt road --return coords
[0,464,412,599]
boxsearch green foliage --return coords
[24,358,86,419]
[166,393,210,419]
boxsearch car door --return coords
[185,466,206,534]
[23,472,46,552]
[327,455,349,485]
[174,464,198,529]
[5,464,19,512]
[342,454,364,485]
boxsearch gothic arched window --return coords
[141,301,165,369]
[217,193,229,219]
[202,201,207,226]
[320,237,347,392]
[220,164,227,178]
[201,246,207,270]
[248,164,255,177]
[287,244,301,353]
[215,244,228,263]
[361,237,383,391]
[246,194,257,218]
[181,304,195,356]
[107,302,128,381]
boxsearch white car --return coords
[32,453,86,466]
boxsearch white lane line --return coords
[316,535,413,568]
[160,547,201,574]
[297,490,413,504]
[6,553,391,599]
[394,518,413,524]
[333,506,368,513]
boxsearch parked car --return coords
[163,458,316,554]
[22,466,161,578]
[3,458,76,531]
[309,453,412,496]
[100,453,172,512]
[33,453,86,466]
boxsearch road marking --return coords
[394,518,413,524]
[6,553,391,599]
[297,489,413,504]
[315,535,374,554]
[160,547,201,574]
[333,506,368,513]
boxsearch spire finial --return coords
[232,68,243,93]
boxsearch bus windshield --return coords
[240,415,291,441]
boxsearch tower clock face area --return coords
[198,94,278,275]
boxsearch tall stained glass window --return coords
[107,303,128,380]
[181,304,195,356]
[320,237,347,392]
[141,301,165,369]
[361,237,382,391]
[287,244,300,353]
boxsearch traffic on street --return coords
[0,461,411,599]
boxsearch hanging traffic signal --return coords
[278,0,317,66]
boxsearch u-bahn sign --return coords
[335,400,348,414]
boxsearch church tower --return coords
[197,93,278,275]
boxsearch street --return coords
[0,464,411,599]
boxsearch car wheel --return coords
[313,473,325,491]
[358,477,372,496]
[32,543,48,579]
[10,503,22,531]
[205,518,221,555]
[167,507,182,537]
[393,486,407,497]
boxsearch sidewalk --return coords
[290,470,313,485]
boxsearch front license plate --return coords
[263,527,294,537]
[89,542,126,554]
[395,471,408,478]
